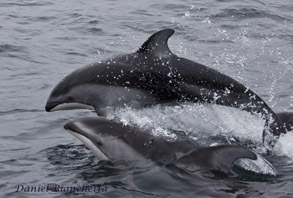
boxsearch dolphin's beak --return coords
[64,118,109,160]
[45,101,95,112]
[45,101,59,112]
[64,120,83,134]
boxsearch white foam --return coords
[106,103,265,143]
[103,103,293,175]
[274,131,293,159]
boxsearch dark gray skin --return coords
[276,112,293,132]
[46,29,286,150]
[64,117,257,174]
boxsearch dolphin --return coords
[64,117,277,176]
[46,29,286,150]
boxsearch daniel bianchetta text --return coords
[15,184,108,193]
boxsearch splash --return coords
[274,132,293,160]
[105,103,293,175]
[106,103,265,145]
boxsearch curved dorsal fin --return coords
[137,29,175,56]
[175,145,257,173]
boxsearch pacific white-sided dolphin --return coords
[64,117,276,176]
[46,29,287,150]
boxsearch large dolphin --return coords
[64,117,276,176]
[46,29,286,150]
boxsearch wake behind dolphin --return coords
[45,29,287,150]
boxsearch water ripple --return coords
[210,7,292,22]
[0,44,26,53]
[0,2,53,7]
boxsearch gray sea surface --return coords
[1,0,293,197]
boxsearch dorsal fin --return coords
[175,145,257,173]
[137,29,175,56]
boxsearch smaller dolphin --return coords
[64,117,276,175]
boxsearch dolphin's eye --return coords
[67,96,74,101]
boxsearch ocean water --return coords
[1,0,293,197]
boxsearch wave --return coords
[0,44,26,53]
[210,7,292,22]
